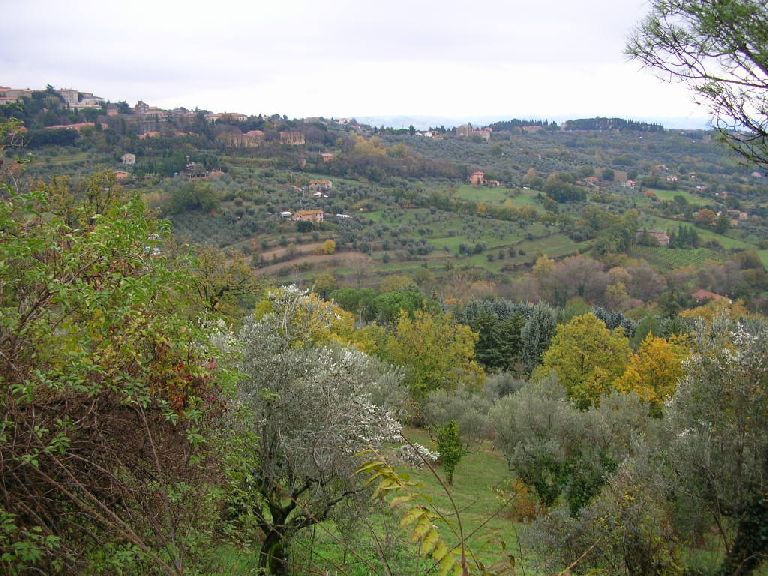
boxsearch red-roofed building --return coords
[470,170,485,186]
[692,289,731,304]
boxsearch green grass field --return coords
[427,233,519,252]
[393,428,528,572]
[647,188,713,207]
[208,427,529,575]
[453,184,510,204]
[504,189,542,209]
[633,246,725,269]
[449,185,543,212]
[515,233,586,259]
[760,250,768,269]
[208,422,768,576]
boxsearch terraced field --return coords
[633,246,725,268]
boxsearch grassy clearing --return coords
[208,422,766,576]
[209,427,530,575]
[504,189,542,209]
[516,233,586,259]
[453,184,510,204]
[208,545,260,575]
[759,250,768,269]
[647,188,713,207]
[449,186,543,212]
[33,151,94,167]
[633,246,725,269]
[427,233,518,252]
[394,428,529,572]
[362,210,384,222]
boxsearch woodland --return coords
[2,1,768,573]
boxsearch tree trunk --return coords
[258,529,290,576]
[720,501,768,576]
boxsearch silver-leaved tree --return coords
[235,286,404,575]
[665,318,768,575]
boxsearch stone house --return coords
[470,171,485,186]
[309,179,333,192]
[293,209,324,223]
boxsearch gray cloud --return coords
[1,0,708,123]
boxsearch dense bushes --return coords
[0,175,228,574]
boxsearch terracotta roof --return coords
[691,289,729,302]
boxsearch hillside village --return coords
[5,0,768,573]
[4,85,768,574]
[3,84,767,314]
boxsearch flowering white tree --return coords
[236,287,404,575]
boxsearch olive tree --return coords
[423,386,494,444]
[491,377,585,508]
[236,287,404,575]
[664,318,768,575]
[491,377,652,514]
[524,458,681,576]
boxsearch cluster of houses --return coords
[309,179,332,194]
[277,179,354,223]
[456,123,492,141]
[0,86,105,110]
[280,210,351,224]
[0,85,274,139]
[289,209,324,223]
[214,128,264,148]
[113,152,136,180]
[279,131,305,145]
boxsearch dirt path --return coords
[258,241,327,260]
[255,251,373,275]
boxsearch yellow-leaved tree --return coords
[534,312,631,408]
[680,298,750,322]
[383,310,483,402]
[322,238,336,255]
[615,334,690,414]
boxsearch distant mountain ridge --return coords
[356,114,711,131]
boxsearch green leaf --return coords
[439,551,457,576]
[400,506,426,528]
[432,540,449,562]
[420,528,440,556]
[411,516,433,541]
[389,495,413,508]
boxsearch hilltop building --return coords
[309,179,333,192]
[470,171,485,186]
[0,87,33,105]
[293,210,324,223]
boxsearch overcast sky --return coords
[1,0,711,127]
